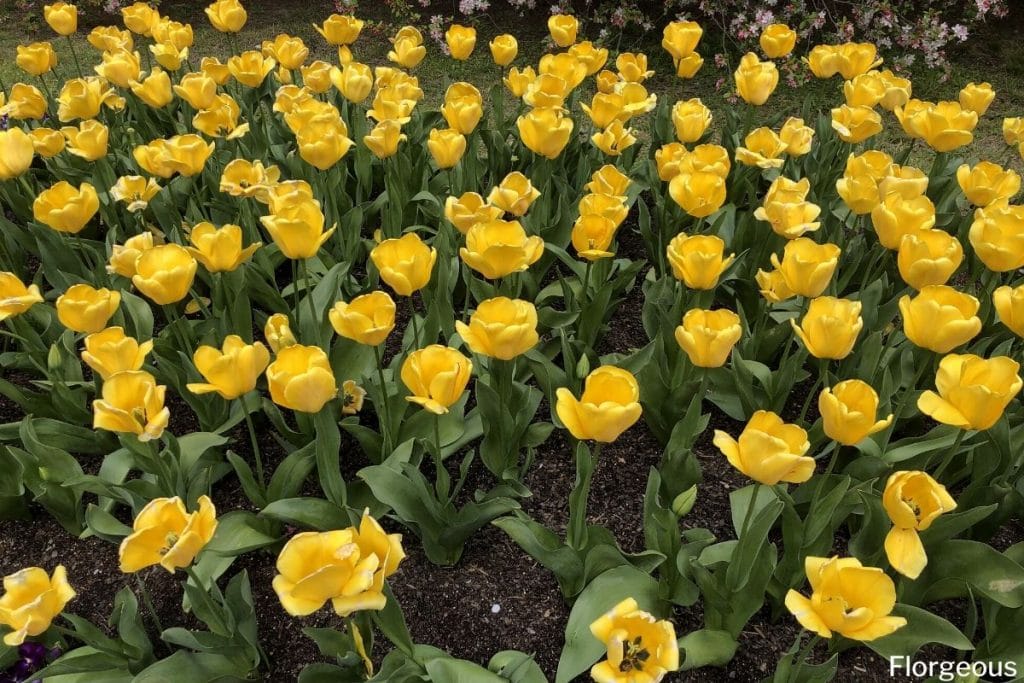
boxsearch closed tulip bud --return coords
[205,0,246,33]
[819,380,893,446]
[444,192,503,235]
[714,410,812,485]
[671,98,711,143]
[590,598,679,682]
[187,336,270,400]
[673,51,704,78]
[264,313,296,353]
[330,291,396,347]
[882,471,955,578]
[487,172,540,217]
[119,496,217,573]
[44,1,77,35]
[480,33,517,67]
[370,233,437,295]
[675,308,742,368]
[401,345,472,414]
[0,129,35,181]
[261,200,335,261]
[0,566,76,646]
[460,220,544,279]
[315,14,363,45]
[836,42,883,79]
[956,162,1020,207]
[994,285,1024,337]
[16,42,58,76]
[93,370,170,441]
[298,120,354,170]
[504,66,535,98]
[61,119,108,161]
[666,233,734,290]
[330,62,373,102]
[672,485,698,517]
[363,119,407,159]
[444,24,475,60]
[779,117,814,155]
[805,44,840,78]
[56,283,120,333]
[107,233,157,278]
[427,128,466,169]
[919,354,1022,431]
[33,181,99,234]
[547,14,578,47]
[831,104,883,143]
[669,171,726,218]
[266,344,337,413]
[300,61,333,94]
[735,127,787,169]
[897,230,963,290]
[88,25,133,52]
[456,297,538,360]
[969,203,1024,272]
[81,326,152,379]
[755,268,795,303]
[662,20,702,61]
[94,49,141,87]
[517,107,573,159]
[556,366,642,442]
[734,52,779,105]
[0,273,43,322]
[387,37,425,69]
[959,82,994,115]
[899,286,981,354]
[760,23,796,58]
[186,222,260,273]
[571,214,617,261]
[585,164,630,197]
[770,238,840,297]
[29,128,65,158]
[122,2,159,36]
[785,556,906,641]
[132,243,197,304]
[591,120,636,156]
[57,77,124,122]
[791,296,863,360]
[228,50,276,87]
[871,192,936,250]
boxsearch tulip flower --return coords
[81,327,153,380]
[504,66,535,98]
[108,233,157,278]
[791,296,863,360]
[133,135,215,178]
[297,119,353,169]
[266,344,337,413]
[331,62,373,102]
[755,268,795,304]
[219,159,280,200]
[489,34,517,66]
[819,380,893,446]
[556,366,642,443]
[666,234,734,290]
[0,566,75,646]
[517,107,573,159]
[754,177,822,238]
[30,128,65,158]
[871,192,936,250]
[591,120,637,156]
[883,471,956,579]
[1003,117,1024,146]
[315,14,364,45]
[735,127,787,169]
[262,34,308,74]
[33,181,99,234]
[0,129,35,181]
[228,50,276,87]
[57,77,124,121]
[61,119,108,161]
[16,42,58,76]
[341,380,366,416]
[785,556,906,641]
[897,100,977,152]
[959,82,995,116]
[426,128,465,169]
[387,37,425,70]
[193,94,250,140]
[994,284,1024,338]
[487,172,540,217]
[370,233,437,296]
[4,84,47,120]
[668,171,726,219]
[152,18,193,50]
[779,117,814,155]
[843,71,886,108]
[899,286,981,354]
[714,410,812,485]
[149,42,188,71]
[831,104,883,143]
[579,193,629,229]
[261,200,335,260]
[119,496,217,573]
[460,220,544,279]
[44,1,77,35]
[571,214,618,261]
[547,14,578,47]
[734,52,779,105]
[589,598,679,682]
[662,20,702,62]
[401,345,473,415]
[264,313,296,353]
[95,50,141,88]
[670,98,712,143]
[918,354,1022,431]
[760,24,796,58]
[187,336,270,401]
[93,370,170,441]
[956,162,1020,207]
[132,244,197,305]
[364,119,407,159]
[444,192,503,235]
[0,273,43,322]
[878,164,928,200]
[205,0,246,33]
[896,230,963,290]
[968,203,1024,272]
[673,51,704,78]
[445,24,475,60]
[456,297,539,360]
[769,238,841,298]
[675,309,742,368]
[56,283,120,334]
[586,164,631,197]
[836,150,893,214]
[122,3,159,36]
[330,292,396,347]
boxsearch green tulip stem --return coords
[240,393,266,493]
[581,259,593,306]
[36,74,54,102]
[433,413,442,459]
[933,428,968,481]
[300,259,318,344]
[406,297,421,347]
[161,304,191,354]
[65,36,85,79]
[806,443,840,521]
[739,483,760,540]
[798,359,829,424]
[372,344,393,456]
[880,357,933,455]
[791,633,821,682]
[135,573,165,637]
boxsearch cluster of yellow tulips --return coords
[1,0,1023,680]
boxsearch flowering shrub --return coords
[1,1,1023,682]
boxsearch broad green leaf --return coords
[866,604,973,658]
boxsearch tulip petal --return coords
[885,526,928,579]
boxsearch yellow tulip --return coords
[330,62,373,103]
[586,164,630,197]
[755,268,795,304]
[878,164,928,200]
[591,121,636,156]
[760,24,796,58]
[568,41,607,75]
[785,556,906,641]
[734,52,779,106]
[754,177,822,239]
[132,243,197,304]
[133,134,215,178]
[260,200,335,260]
[44,1,77,35]
[831,104,883,143]
[843,71,886,108]
[122,2,159,37]
[16,42,58,76]
[460,219,544,279]
[329,291,396,347]
[581,92,626,129]
[61,119,108,161]
[119,496,217,573]
[445,24,475,60]
[0,566,75,646]
[33,181,99,234]
[877,69,912,111]
[871,192,936,250]
[735,127,787,169]
[57,76,124,122]
[82,326,152,380]
[959,82,995,116]
[0,129,35,181]
[666,234,734,290]
[261,33,308,73]
[668,171,726,219]
[594,69,619,94]
[968,203,1024,272]
[315,14,363,45]
[819,380,893,446]
[440,82,483,134]
[93,370,170,441]
[1003,117,1024,145]
[341,380,366,416]
[899,286,981,354]
[366,88,416,124]
[589,598,679,682]
[187,336,270,400]
[130,67,173,108]
[615,52,652,83]
[897,230,963,290]
[193,93,250,140]
[401,345,473,414]
[517,107,573,160]
[489,34,518,66]
[791,296,863,360]
[219,158,280,200]
[571,214,617,261]
[94,49,141,88]
[504,66,535,98]
[363,119,407,159]
[805,44,841,78]
[387,37,425,70]
[836,150,892,214]
[919,354,1022,431]
[456,297,538,360]
[994,284,1024,338]
[152,19,193,50]
[228,50,276,87]
[835,42,883,79]
[107,233,157,278]
[427,128,466,169]
[897,100,977,152]
[0,273,43,322]
[556,365,642,443]
[444,192,503,235]
[673,51,704,78]
[297,119,353,170]
[88,26,132,52]
[110,176,160,213]
[769,238,841,298]
[883,471,955,579]
[675,308,742,368]
[149,42,188,71]
[662,20,702,62]
[956,162,1020,207]
[487,172,540,217]
[263,180,314,213]
[200,56,231,84]
[669,98,711,143]
[186,222,260,273]
[714,410,812,485]
[370,233,437,296]
[266,344,337,413]
[2,84,47,121]
[779,117,814,155]
[205,0,246,33]
[56,283,120,334]
[264,313,296,353]
[29,128,65,158]
[547,14,578,47]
